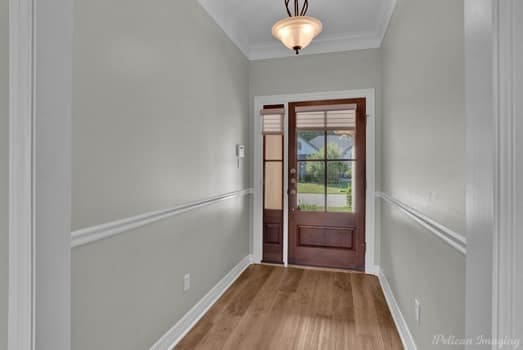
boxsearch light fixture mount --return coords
[272,0,323,55]
[284,0,309,17]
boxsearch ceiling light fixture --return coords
[272,0,323,55]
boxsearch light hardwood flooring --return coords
[176,264,403,350]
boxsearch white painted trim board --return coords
[71,189,253,248]
[376,192,466,255]
[492,0,519,344]
[8,0,36,348]
[377,268,418,350]
[9,0,74,348]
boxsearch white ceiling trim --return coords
[249,32,381,60]
[197,0,251,57]
[376,0,397,43]
[197,0,397,61]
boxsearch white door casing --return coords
[252,89,377,273]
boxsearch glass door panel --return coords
[297,161,325,212]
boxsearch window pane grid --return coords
[295,108,356,213]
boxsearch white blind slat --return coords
[294,103,356,113]
[296,111,324,128]
[263,114,283,134]
[327,110,356,128]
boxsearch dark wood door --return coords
[288,98,366,270]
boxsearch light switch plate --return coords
[415,299,421,324]
[236,144,245,158]
[184,274,190,292]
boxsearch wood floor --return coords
[176,264,403,350]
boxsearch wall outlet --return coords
[183,273,191,292]
[415,299,421,324]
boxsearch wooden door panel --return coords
[264,223,281,244]
[297,225,354,249]
[263,210,283,263]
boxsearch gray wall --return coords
[381,0,466,349]
[71,0,250,348]
[249,49,382,181]
[0,0,8,347]
[249,49,381,97]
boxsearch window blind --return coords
[261,105,284,134]
[296,108,356,129]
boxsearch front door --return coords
[288,98,366,270]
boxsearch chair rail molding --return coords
[71,189,253,248]
[376,192,467,255]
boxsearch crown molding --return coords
[197,0,396,60]
[376,0,397,43]
[249,32,381,60]
[197,0,251,58]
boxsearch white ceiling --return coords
[198,0,397,60]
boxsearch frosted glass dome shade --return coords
[272,16,323,54]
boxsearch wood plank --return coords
[351,272,386,348]
[221,266,286,349]
[175,264,273,350]
[262,268,305,350]
[331,271,356,349]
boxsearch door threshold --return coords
[259,262,365,274]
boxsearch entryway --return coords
[257,94,371,271]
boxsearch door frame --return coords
[464,0,521,345]
[252,89,376,272]
[8,0,73,349]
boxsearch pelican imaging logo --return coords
[432,335,521,348]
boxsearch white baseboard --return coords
[150,255,254,350]
[365,264,380,276]
[377,267,417,350]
